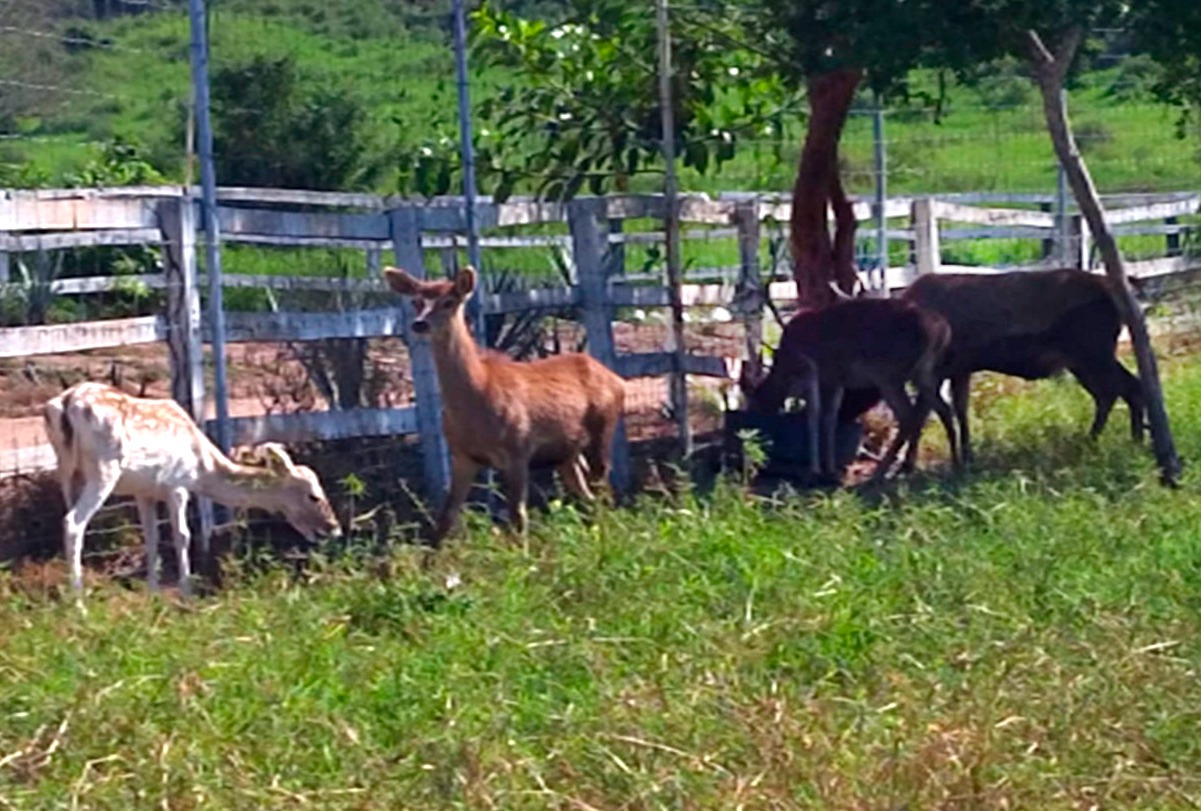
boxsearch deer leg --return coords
[821,384,844,480]
[798,360,821,478]
[165,488,193,597]
[135,497,162,592]
[62,459,121,595]
[915,369,960,472]
[584,416,619,501]
[501,459,531,536]
[1069,362,1117,441]
[870,383,919,483]
[950,373,973,464]
[433,454,481,547]
[557,455,595,502]
[1116,363,1146,443]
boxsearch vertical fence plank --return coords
[1166,216,1180,258]
[569,197,630,494]
[1066,214,1091,270]
[366,247,382,276]
[912,198,941,277]
[160,197,206,426]
[388,205,451,503]
[0,252,8,285]
[158,195,213,552]
[734,200,764,380]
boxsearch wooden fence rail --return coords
[2,186,1198,490]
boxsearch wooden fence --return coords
[1,185,1197,493]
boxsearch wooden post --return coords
[1165,216,1180,258]
[1065,213,1091,270]
[912,197,941,278]
[569,197,630,493]
[388,205,452,502]
[1029,27,1181,485]
[366,247,382,276]
[158,195,213,554]
[734,200,764,381]
[1039,201,1054,260]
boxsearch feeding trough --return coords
[723,408,863,485]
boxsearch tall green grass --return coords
[4,350,1201,808]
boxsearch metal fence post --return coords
[872,101,888,292]
[186,0,230,457]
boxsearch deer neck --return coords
[196,452,288,510]
[429,313,490,412]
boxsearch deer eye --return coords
[441,299,455,309]
[308,494,321,503]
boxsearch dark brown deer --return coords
[740,297,960,483]
[384,266,626,545]
[900,268,1145,461]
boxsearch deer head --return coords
[241,443,342,541]
[383,266,477,336]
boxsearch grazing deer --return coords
[740,297,960,482]
[383,265,625,545]
[43,382,342,597]
[900,268,1145,461]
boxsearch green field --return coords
[4,5,1199,199]
[4,343,1201,807]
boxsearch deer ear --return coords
[383,267,421,296]
[232,446,264,466]
[260,443,299,476]
[455,266,477,297]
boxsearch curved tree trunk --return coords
[790,68,863,308]
[1028,28,1181,486]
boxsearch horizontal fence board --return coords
[941,225,1050,240]
[0,315,164,358]
[1104,196,1199,226]
[221,308,402,343]
[1127,256,1201,279]
[0,227,162,252]
[616,352,729,379]
[222,233,387,250]
[0,444,56,475]
[217,207,390,241]
[219,406,419,445]
[482,285,580,314]
[934,201,1056,229]
[0,196,158,232]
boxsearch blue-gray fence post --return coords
[872,102,888,292]
[186,0,230,456]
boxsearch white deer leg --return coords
[166,487,193,597]
[63,459,121,595]
[135,497,161,592]
[557,455,595,502]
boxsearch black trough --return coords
[723,409,863,485]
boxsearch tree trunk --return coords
[790,68,863,308]
[1028,28,1182,485]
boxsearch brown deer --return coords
[740,297,960,482]
[44,382,342,598]
[900,268,1145,461]
[383,265,626,545]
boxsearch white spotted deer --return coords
[384,265,626,545]
[43,382,341,598]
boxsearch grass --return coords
[4,345,1201,807]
